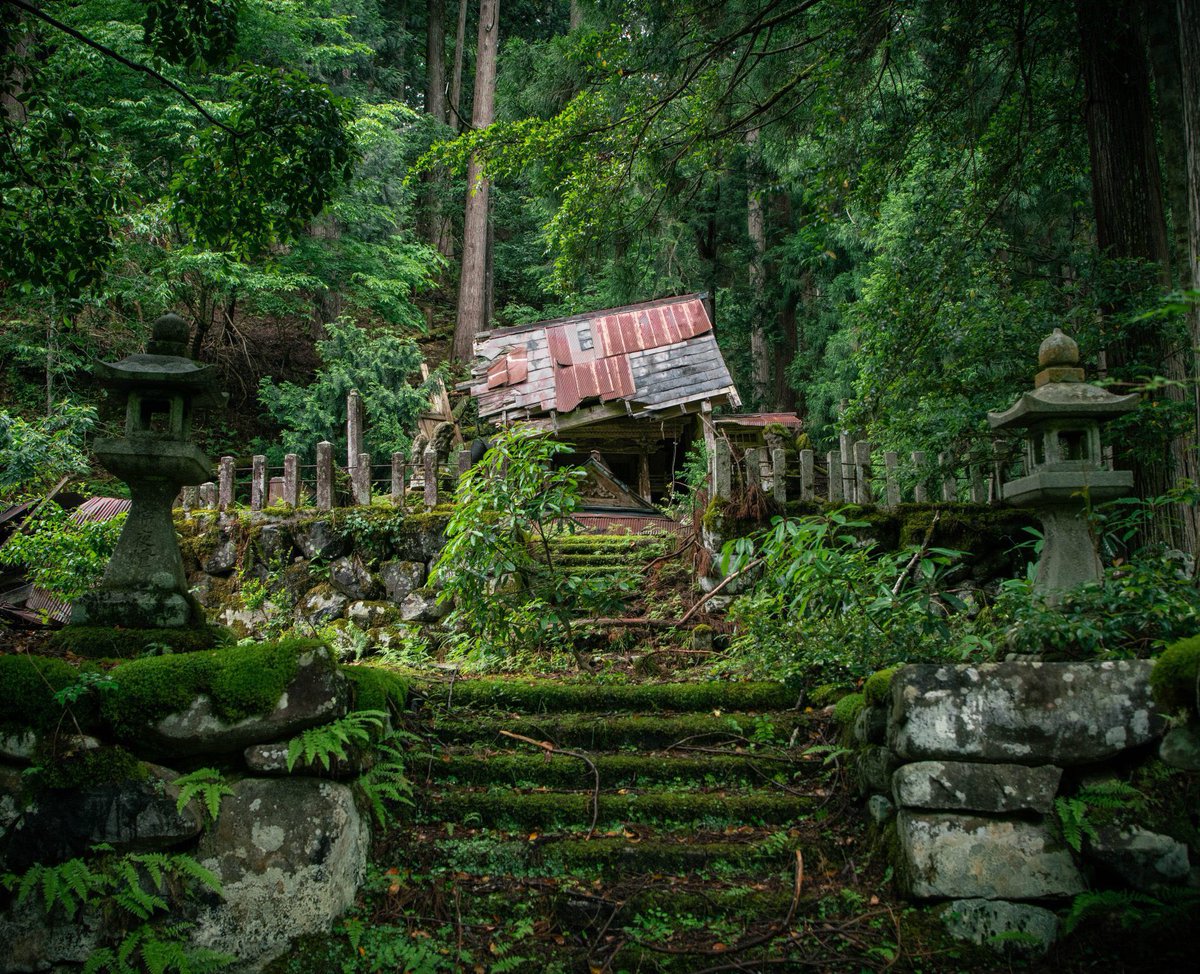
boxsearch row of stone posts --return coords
[710,440,1008,508]
[181,446,467,513]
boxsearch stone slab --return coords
[1087,827,1191,890]
[942,899,1058,955]
[897,810,1084,900]
[192,777,368,967]
[889,661,1164,765]
[892,761,1061,814]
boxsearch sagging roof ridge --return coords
[477,292,710,343]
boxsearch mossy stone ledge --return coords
[101,638,350,757]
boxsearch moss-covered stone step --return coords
[424,751,817,789]
[401,825,804,878]
[413,678,795,714]
[427,711,805,749]
[416,786,811,828]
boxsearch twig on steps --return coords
[631,850,804,959]
[499,730,601,840]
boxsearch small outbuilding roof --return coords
[469,294,741,431]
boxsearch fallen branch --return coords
[891,510,940,596]
[631,849,804,959]
[678,556,765,626]
[579,554,765,629]
[499,730,601,840]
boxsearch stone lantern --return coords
[987,328,1138,598]
[73,313,223,628]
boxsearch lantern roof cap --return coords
[988,377,1138,430]
[92,313,222,405]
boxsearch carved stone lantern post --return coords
[73,313,223,628]
[987,328,1138,599]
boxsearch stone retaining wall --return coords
[0,644,383,972]
[177,508,452,644]
[856,661,1198,953]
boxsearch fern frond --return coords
[173,769,234,823]
[285,709,388,772]
[1063,889,1161,934]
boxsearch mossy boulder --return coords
[0,655,101,736]
[1150,636,1200,716]
[833,692,866,729]
[50,625,234,660]
[102,639,349,757]
[343,665,409,714]
[3,754,203,870]
[864,667,899,706]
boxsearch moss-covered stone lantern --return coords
[73,313,223,628]
[988,328,1138,598]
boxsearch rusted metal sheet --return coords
[471,293,737,424]
[24,497,130,624]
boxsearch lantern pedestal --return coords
[71,313,222,629]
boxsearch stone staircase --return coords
[533,532,674,579]
[370,675,884,972]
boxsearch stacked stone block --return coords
[858,661,1193,953]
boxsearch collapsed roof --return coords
[469,294,741,431]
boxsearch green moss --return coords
[344,665,409,714]
[0,655,94,733]
[430,711,807,749]
[1151,636,1200,715]
[863,667,899,706]
[422,787,811,828]
[50,625,234,660]
[32,745,148,791]
[832,692,866,729]
[102,638,331,737]
[412,678,793,714]
[808,684,853,707]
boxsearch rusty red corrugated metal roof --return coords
[470,294,741,425]
[24,497,130,624]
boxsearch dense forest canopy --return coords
[1,0,1198,543]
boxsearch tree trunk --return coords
[426,0,447,121]
[1179,0,1200,535]
[1147,1,1190,283]
[449,0,469,132]
[425,0,455,258]
[1076,0,1196,552]
[570,0,584,31]
[746,128,771,408]
[453,0,499,362]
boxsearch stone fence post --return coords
[316,441,333,511]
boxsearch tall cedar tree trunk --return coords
[1077,0,1196,552]
[746,128,771,408]
[453,0,499,362]
[1179,0,1200,487]
[425,0,454,258]
[449,0,468,132]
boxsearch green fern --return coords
[2,855,109,918]
[1055,780,1143,852]
[173,768,233,823]
[84,923,234,974]
[1063,890,1164,934]
[356,734,414,827]
[286,709,388,772]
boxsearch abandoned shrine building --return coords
[468,293,794,512]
